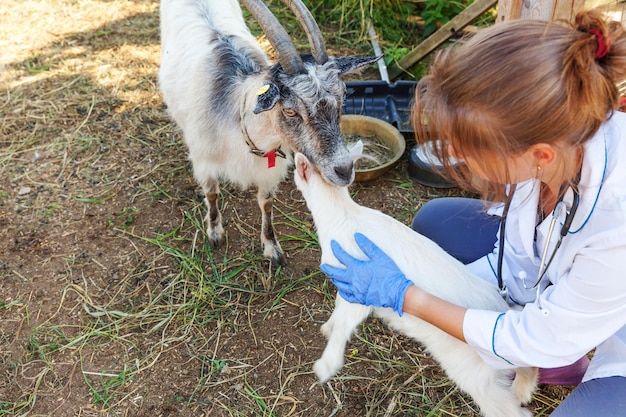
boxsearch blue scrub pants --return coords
[412,197,626,417]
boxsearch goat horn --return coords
[279,0,329,64]
[241,0,304,74]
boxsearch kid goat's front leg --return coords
[314,294,372,382]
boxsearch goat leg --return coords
[202,178,224,248]
[257,188,287,267]
[512,367,539,405]
[313,295,372,382]
[379,310,534,417]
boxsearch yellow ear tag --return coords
[256,84,270,96]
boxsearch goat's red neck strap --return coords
[246,145,286,168]
[264,149,276,168]
[240,119,286,168]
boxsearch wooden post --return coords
[497,0,524,21]
[497,0,586,22]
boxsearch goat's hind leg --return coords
[201,178,224,247]
[257,188,287,266]
[512,367,538,405]
[313,295,372,383]
[436,351,533,417]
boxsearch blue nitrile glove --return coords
[320,233,413,316]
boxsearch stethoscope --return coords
[496,175,581,306]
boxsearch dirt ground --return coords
[1,1,572,416]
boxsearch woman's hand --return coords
[320,233,414,316]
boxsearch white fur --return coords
[294,153,537,417]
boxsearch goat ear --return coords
[253,82,280,114]
[333,56,380,75]
[294,153,310,183]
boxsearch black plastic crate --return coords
[342,80,417,135]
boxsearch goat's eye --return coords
[283,108,297,117]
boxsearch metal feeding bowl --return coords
[341,114,406,182]
[342,80,459,188]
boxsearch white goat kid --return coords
[159,0,377,266]
[294,153,538,417]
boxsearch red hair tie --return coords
[589,28,610,59]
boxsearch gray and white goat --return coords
[293,152,538,417]
[159,0,377,266]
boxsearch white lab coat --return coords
[463,111,626,382]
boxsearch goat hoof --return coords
[313,356,342,383]
[208,233,224,248]
[264,245,287,267]
[271,252,287,267]
[312,360,333,383]
[320,321,332,338]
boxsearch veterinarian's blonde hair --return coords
[412,8,626,201]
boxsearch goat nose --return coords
[334,162,354,183]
